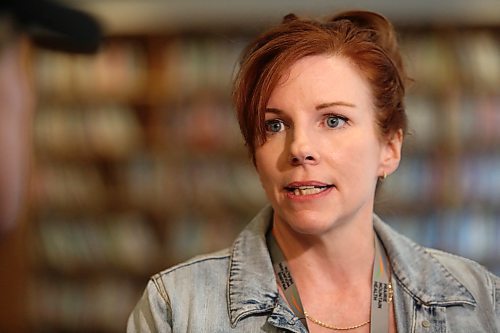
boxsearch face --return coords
[254,54,401,237]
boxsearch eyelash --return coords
[264,119,287,134]
[323,113,348,128]
[264,114,348,134]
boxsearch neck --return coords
[272,211,375,290]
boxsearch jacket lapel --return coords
[374,215,476,306]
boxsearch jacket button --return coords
[422,320,431,328]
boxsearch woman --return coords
[127,10,500,332]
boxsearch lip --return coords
[283,180,335,201]
[285,181,331,188]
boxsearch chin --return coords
[277,209,341,236]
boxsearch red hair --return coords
[232,10,408,163]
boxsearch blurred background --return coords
[1,0,499,332]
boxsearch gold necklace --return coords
[304,311,370,331]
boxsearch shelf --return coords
[21,24,500,333]
[28,276,141,333]
[31,213,163,274]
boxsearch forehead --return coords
[268,54,373,107]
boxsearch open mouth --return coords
[284,184,334,196]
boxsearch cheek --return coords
[255,136,282,170]
[255,164,276,205]
[255,148,273,186]
[329,134,382,179]
[254,142,284,197]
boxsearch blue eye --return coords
[325,115,346,128]
[265,119,285,133]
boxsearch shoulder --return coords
[153,248,231,286]
[158,248,231,275]
[426,246,493,278]
[374,216,498,316]
[426,246,497,289]
[143,248,232,307]
[426,247,499,306]
[127,249,234,332]
[427,247,500,328]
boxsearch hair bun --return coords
[331,11,390,30]
[330,11,395,45]
[330,10,403,76]
[282,13,299,23]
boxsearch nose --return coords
[288,128,320,166]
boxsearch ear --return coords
[378,129,403,177]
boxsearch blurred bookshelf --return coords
[377,27,500,274]
[23,24,500,333]
[27,34,266,333]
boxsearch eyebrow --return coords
[316,101,356,110]
[265,101,356,114]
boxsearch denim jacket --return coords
[127,206,500,332]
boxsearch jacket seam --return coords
[468,271,496,332]
[228,237,240,327]
[494,273,499,312]
[152,274,171,306]
[411,299,417,333]
[393,267,429,306]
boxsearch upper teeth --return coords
[297,186,316,190]
[292,186,327,196]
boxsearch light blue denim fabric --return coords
[127,206,500,332]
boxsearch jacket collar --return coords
[373,214,476,306]
[227,206,281,327]
[227,206,476,326]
